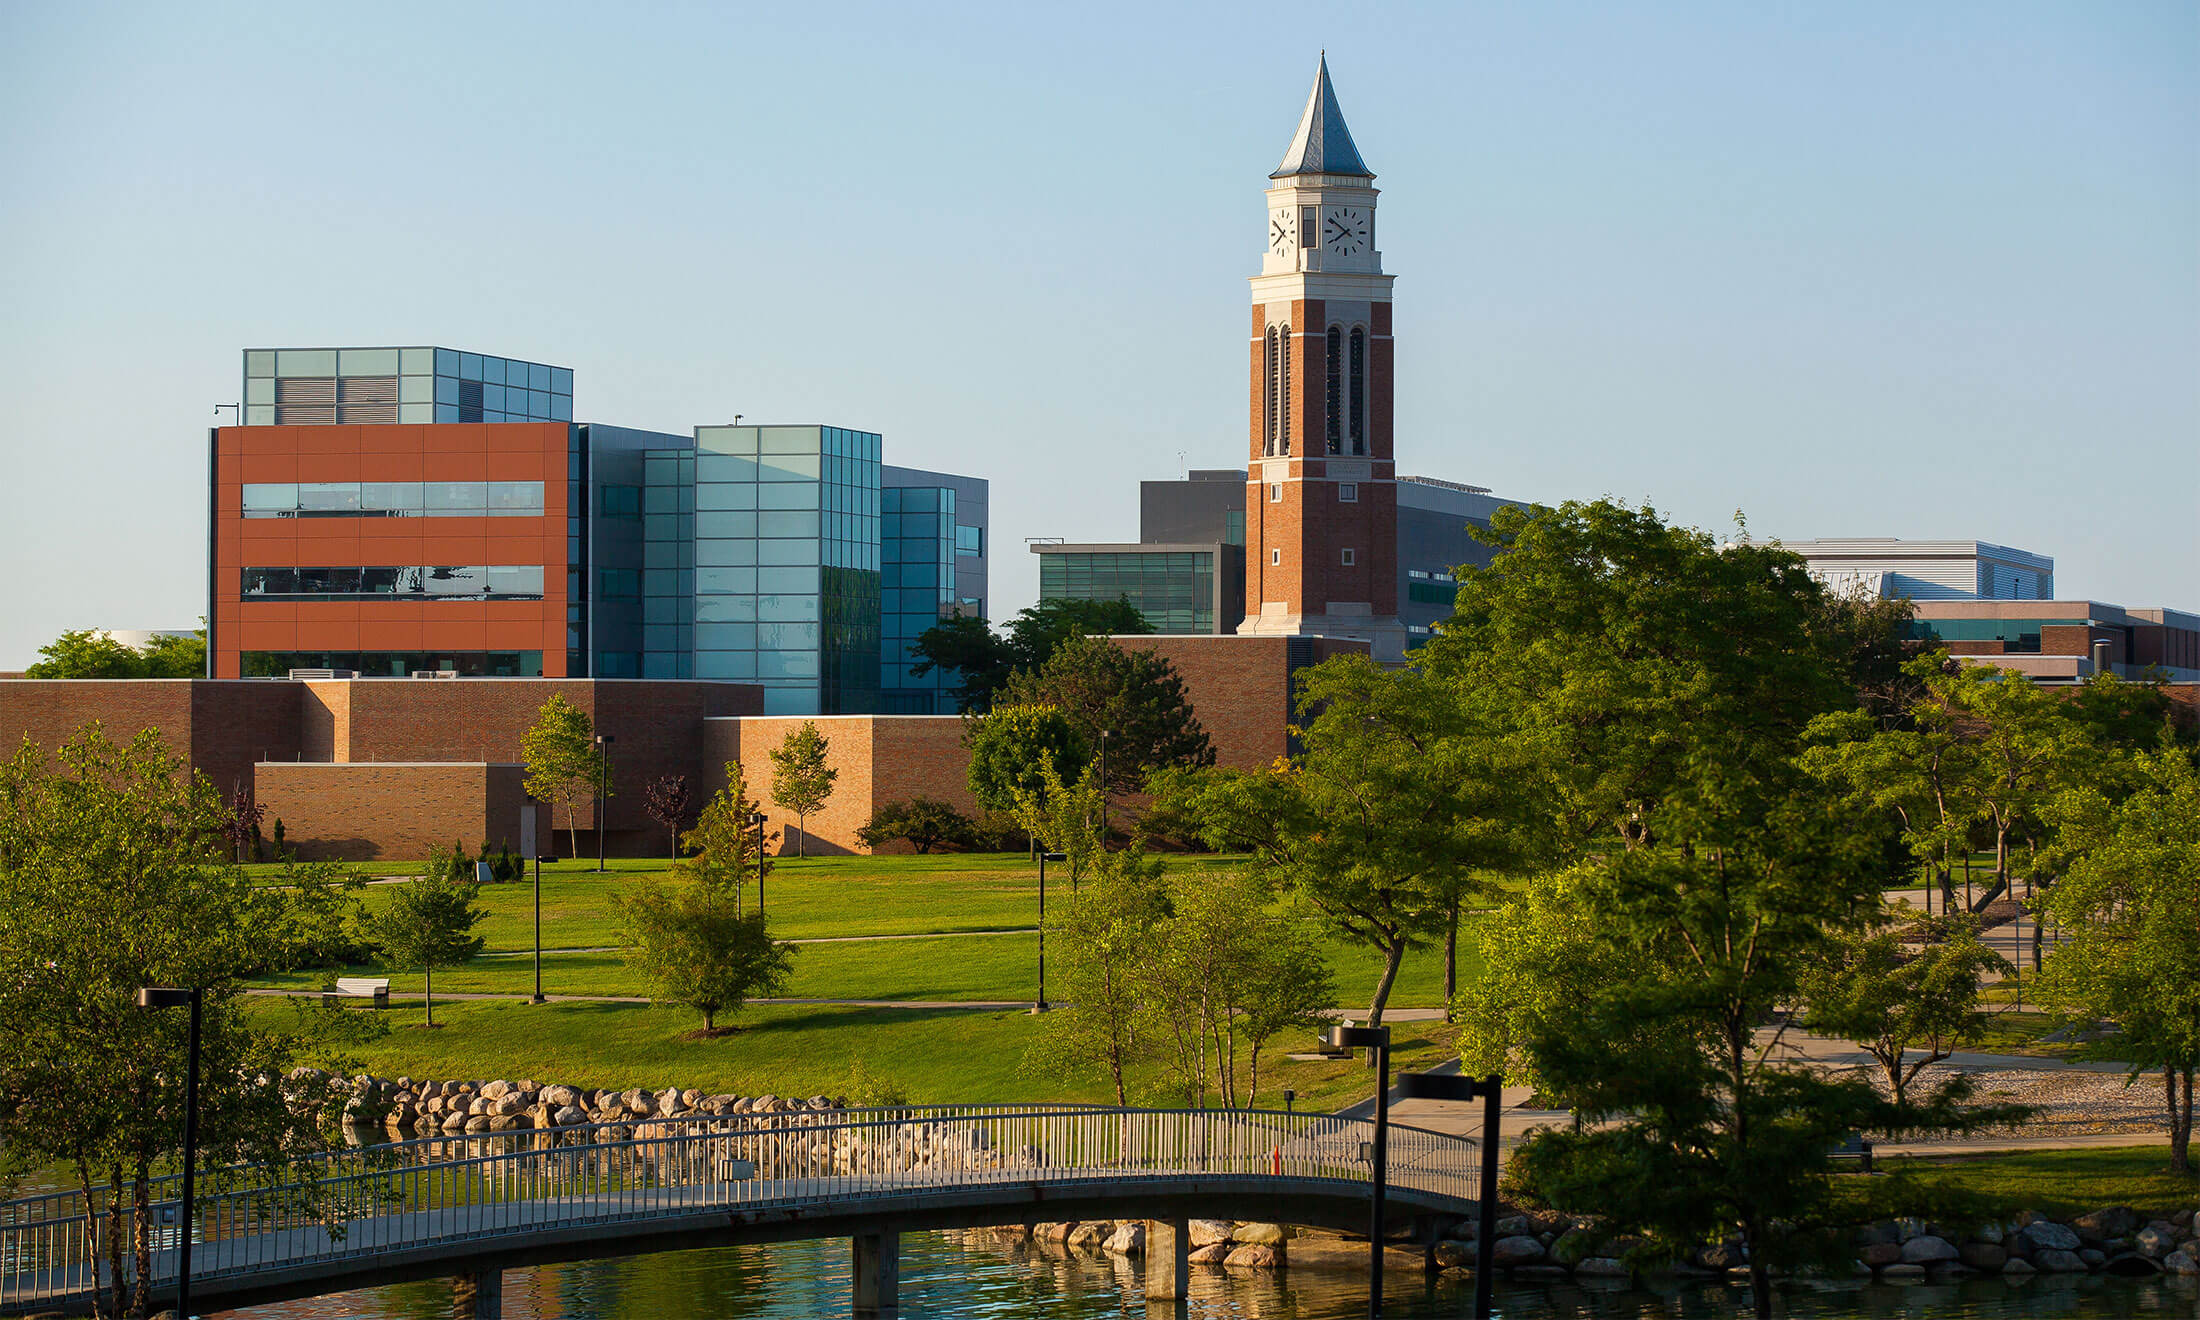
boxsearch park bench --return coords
[322,977,390,1010]
[1830,1133,1874,1173]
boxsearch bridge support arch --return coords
[853,1230,900,1315]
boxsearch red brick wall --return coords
[0,680,302,796]
[699,715,974,855]
[212,422,571,678]
[255,762,539,861]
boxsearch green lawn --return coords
[1876,1145,2197,1218]
[266,996,1461,1114]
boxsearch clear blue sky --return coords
[1,1,2192,666]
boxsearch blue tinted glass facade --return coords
[880,485,957,711]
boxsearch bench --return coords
[1830,1133,1874,1173]
[323,977,390,1009]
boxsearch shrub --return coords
[855,798,978,854]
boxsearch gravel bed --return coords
[1886,1063,2169,1144]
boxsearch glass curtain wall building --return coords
[687,425,882,714]
[879,466,990,713]
[244,347,573,426]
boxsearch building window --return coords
[1342,548,1355,566]
[1269,483,1283,503]
[1301,206,1318,247]
[1408,569,1429,579]
[1339,482,1358,502]
[241,565,544,601]
[1348,327,1367,455]
[1271,548,1282,566]
[1324,325,1343,454]
[1262,327,1278,457]
[1276,323,1292,456]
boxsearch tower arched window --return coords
[1262,327,1278,457]
[1348,326,1367,456]
[1324,325,1343,454]
[1277,323,1292,456]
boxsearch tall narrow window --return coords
[1348,327,1367,455]
[1277,323,1292,456]
[1324,325,1343,454]
[1263,327,1278,457]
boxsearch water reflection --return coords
[228,1229,2174,1318]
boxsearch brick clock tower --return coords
[1239,55,1407,663]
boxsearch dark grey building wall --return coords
[1396,479,1524,644]
[1141,470,1246,546]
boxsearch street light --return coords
[1397,1070,1507,1320]
[593,734,615,874]
[1033,851,1068,1013]
[1328,1023,1392,1317]
[1096,729,1112,845]
[749,811,768,916]
[1283,1088,1296,1116]
[532,854,557,1004]
[137,987,202,1320]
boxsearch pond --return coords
[226,1229,2175,1318]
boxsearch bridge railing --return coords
[1,1104,1484,1311]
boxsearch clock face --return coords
[1270,209,1296,256]
[1325,208,1371,255]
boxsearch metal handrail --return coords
[0,1105,1487,1313]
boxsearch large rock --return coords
[2002,1257,2035,1276]
[1879,1263,1926,1280]
[1490,1236,1546,1267]
[1901,1236,1959,1264]
[1232,1222,1291,1245]
[2163,1248,2200,1276]
[1969,1221,2005,1246]
[1958,1242,2007,1271]
[1859,1243,1903,1268]
[2138,1225,2178,1259]
[2072,1207,2142,1241]
[1188,1242,1233,1265]
[2019,1221,2081,1253]
[1034,1222,1075,1244]
[1067,1222,1111,1249]
[1576,1257,1629,1278]
[1189,1219,1234,1247]
[439,1113,469,1134]
[1550,1227,1600,1266]
[479,1080,513,1101]
[540,1084,578,1109]
[2034,1248,2087,1273]
[1104,1223,1145,1256]
[554,1105,588,1126]
[1223,1243,1282,1269]
[1432,1240,1475,1269]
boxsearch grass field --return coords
[1875,1145,2197,1217]
[264,996,1463,1114]
[251,853,1483,1010]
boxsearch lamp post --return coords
[593,734,615,874]
[532,854,558,1004]
[749,811,768,916]
[1397,1070,1507,1320]
[1328,1023,1392,1317]
[1033,851,1067,1013]
[1283,1088,1296,1116]
[1096,729,1112,846]
[137,987,202,1320]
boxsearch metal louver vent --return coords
[275,405,337,424]
[336,403,398,424]
[338,376,398,403]
[275,377,337,405]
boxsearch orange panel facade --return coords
[210,423,571,678]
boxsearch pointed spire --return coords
[1272,53,1371,179]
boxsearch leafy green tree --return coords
[139,630,207,678]
[679,761,773,913]
[368,863,486,1027]
[912,598,1154,713]
[1417,502,2016,1315]
[1026,848,1170,1104]
[1157,657,1513,1028]
[855,798,978,854]
[1146,870,1334,1108]
[2037,744,2200,1171]
[1012,760,1106,889]
[1001,633,1212,802]
[520,694,607,860]
[768,721,837,858]
[1798,911,2010,1110]
[24,629,153,678]
[614,877,793,1035]
[0,725,358,1318]
[964,703,1088,814]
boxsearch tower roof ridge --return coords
[1272,54,1371,179]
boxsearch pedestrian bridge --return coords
[0,1104,1490,1316]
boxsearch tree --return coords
[855,798,978,854]
[643,773,692,859]
[21,627,206,680]
[1001,633,1212,801]
[912,598,1154,713]
[964,704,1088,815]
[0,725,357,1318]
[367,859,486,1027]
[2037,744,2200,1171]
[1418,502,2017,1316]
[1026,848,1170,1104]
[768,721,837,858]
[614,877,793,1035]
[1156,657,1514,1029]
[1798,911,2009,1111]
[224,778,266,864]
[1012,761,1107,890]
[520,694,607,860]
[679,761,774,914]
